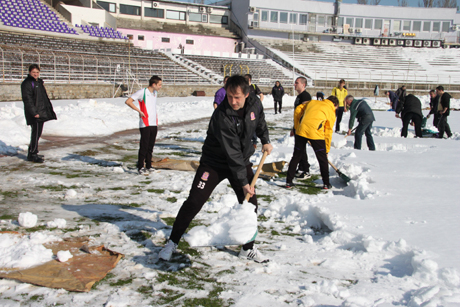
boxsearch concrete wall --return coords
[2,83,459,102]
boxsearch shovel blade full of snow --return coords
[184,152,268,247]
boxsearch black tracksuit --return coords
[21,75,57,156]
[271,84,284,114]
[169,94,270,249]
[437,92,452,138]
[396,94,423,138]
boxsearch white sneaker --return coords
[138,167,149,175]
[238,246,269,263]
[146,167,156,174]
[159,240,177,261]
[296,171,311,180]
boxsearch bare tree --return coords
[371,0,381,4]
[398,0,409,6]
[436,0,457,7]
[357,0,368,4]
[418,0,435,6]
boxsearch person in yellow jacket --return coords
[286,96,339,190]
[331,79,348,133]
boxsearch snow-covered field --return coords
[0,94,459,306]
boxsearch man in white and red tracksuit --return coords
[125,76,162,175]
[159,75,273,263]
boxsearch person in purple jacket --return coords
[213,76,229,109]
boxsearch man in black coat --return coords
[435,86,453,139]
[159,75,273,263]
[21,64,57,163]
[427,89,440,127]
[395,94,423,138]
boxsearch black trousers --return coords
[138,126,158,170]
[169,163,257,250]
[289,134,309,177]
[274,100,282,114]
[401,113,422,138]
[287,136,329,186]
[28,121,44,156]
[335,107,344,132]
[437,115,452,138]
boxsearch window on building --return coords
[355,18,363,28]
[161,37,170,43]
[290,13,297,24]
[280,12,288,24]
[413,21,421,31]
[120,4,140,16]
[374,19,382,30]
[166,10,186,20]
[327,16,333,27]
[442,21,450,32]
[423,21,431,31]
[138,35,144,41]
[318,15,325,26]
[346,17,354,27]
[189,12,202,22]
[393,20,401,31]
[403,20,411,31]
[202,14,208,22]
[222,16,228,24]
[145,8,164,18]
[338,17,344,27]
[261,11,268,22]
[270,11,278,23]
[300,14,308,25]
[127,34,133,40]
[210,14,226,24]
[432,22,440,32]
[365,19,372,29]
[97,1,116,13]
[186,39,194,44]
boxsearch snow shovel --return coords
[245,151,268,201]
[328,160,351,183]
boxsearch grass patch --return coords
[29,295,44,302]
[127,230,152,242]
[0,190,19,198]
[75,150,100,156]
[121,155,138,163]
[257,194,274,202]
[137,285,153,295]
[0,214,15,220]
[295,175,322,195]
[38,185,79,192]
[271,230,280,236]
[108,187,124,191]
[93,273,115,289]
[140,181,152,185]
[166,197,177,203]
[258,215,269,222]
[147,188,165,194]
[92,215,125,223]
[24,225,48,233]
[109,278,133,287]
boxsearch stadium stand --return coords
[0,30,214,85]
[0,0,77,35]
[75,24,127,40]
[181,54,293,85]
[258,39,460,86]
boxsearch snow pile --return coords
[18,212,38,228]
[184,201,257,246]
[56,250,73,262]
[47,218,66,228]
[0,232,60,269]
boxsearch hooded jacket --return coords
[200,94,270,186]
[21,75,57,125]
[294,99,336,153]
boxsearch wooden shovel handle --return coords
[244,151,268,201]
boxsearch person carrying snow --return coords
[271,81,284,114]
[331,79,348,133]
[125,76,162,175]
[286,96,338,190]
[345,95,376,151]
[385,90,399,111]
[395,94,423,138]
[159,75,273,263]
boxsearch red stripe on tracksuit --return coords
[139,99,149,127]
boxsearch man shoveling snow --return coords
[159,75,273,263]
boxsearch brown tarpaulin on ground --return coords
[151,157,200,171]
[0,234,123,292]
[151,157,286,179]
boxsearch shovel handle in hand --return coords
[244,151,268,201]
